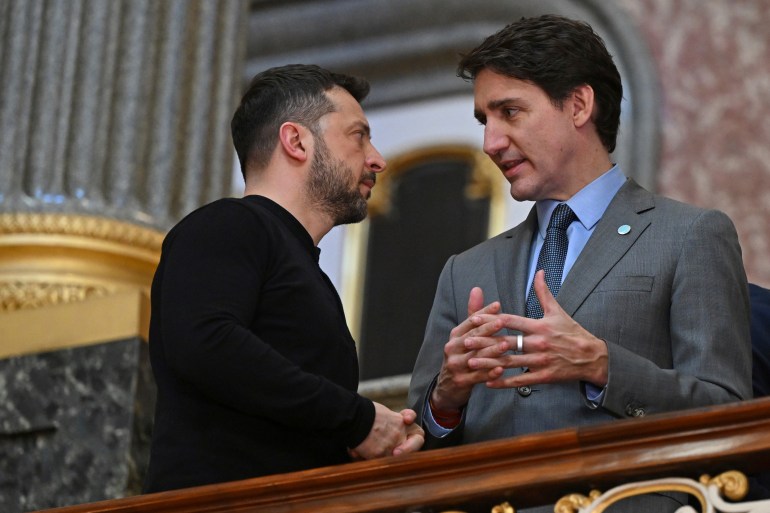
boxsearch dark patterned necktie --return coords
[525,203,577,319]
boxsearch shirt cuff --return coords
[585,382,607,405]
[423,393,457,438]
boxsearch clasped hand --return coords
[349,402,424,460]
[431,270,608,412]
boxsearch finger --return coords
[464,317,510,340]
[448,314,505,352]
[534,270,561,315]
[468,354,518,370]
[485,375,523,389]
[470,313,535,336]
[464,336,510,356]
[465,301,503,327]
[486,368,548,389]
[399,409,417,425]
[467,287,485,317]
[393,430,425,456]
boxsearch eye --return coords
[504,107,519,118]
[351,126,370,141]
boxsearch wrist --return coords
[589,338,609,387]
[429,393,464,429]
[430,387,466,413]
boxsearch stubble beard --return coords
[306,136,371,226]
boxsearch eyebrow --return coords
[350,120,371,137]
[488,97,521,110]
[474,97,524,123]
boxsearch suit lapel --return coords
[559,180,654,316]
[493,206,538,316]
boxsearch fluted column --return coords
[0,1,247,510]
[0,0,244,228]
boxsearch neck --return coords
[562,145,614,199]
[244,179,333,247]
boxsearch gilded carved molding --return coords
[0,213,162,355]
[0,281,112,312]
[438,470,767,513]
[0,213,163,254]
[552,470,766,513]
[0,213,163,313]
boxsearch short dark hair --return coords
[458,14,622,153]
[231,64,370,175]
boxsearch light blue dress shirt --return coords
[526,164,626,294]
[425,165,627,437]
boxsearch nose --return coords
[366,143,387,174]
[482,120,509,158]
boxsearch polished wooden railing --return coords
[36,397,770,513]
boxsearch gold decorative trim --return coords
[700,470,749,501]
[554,492,601,513]
[365,145,506,238]
[1,280,113,311]
[0,288,151,360]
[558,481,708,513]
[555,470,757,513]
[0,212,164,358]
[490,501,515,513]
[341,145,506,341]
[0,213,163,252]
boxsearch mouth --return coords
[360,173,376,190]
[358,173,376,199]
[499,158,527,178]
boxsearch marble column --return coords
[0,0,247,511]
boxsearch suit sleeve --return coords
[600,208,752,417]
[408,255,467,448]
[154,201,374,448]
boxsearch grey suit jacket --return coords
[408,179,752,448]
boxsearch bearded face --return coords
[305,134,375,226]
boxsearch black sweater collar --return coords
[244,195,321,262]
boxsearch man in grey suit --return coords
[408,14,752,512]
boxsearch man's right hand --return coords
[350,402,424,459]
[431,287,510,412]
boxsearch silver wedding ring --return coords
[517,333,523,353]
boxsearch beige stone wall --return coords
[616,0,770,287]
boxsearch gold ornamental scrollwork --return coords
[554,470,762,513]
[490,501,515,513]
[1,212,163,358]
[0,213,163,312]
[0,213,162,252]
[1,280,112,312]
[554,491,601,513]
[700,470,749,501]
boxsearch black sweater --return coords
[144,196,375,492]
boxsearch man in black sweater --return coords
[144,64,424,493]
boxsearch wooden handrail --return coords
[36,397,770,513]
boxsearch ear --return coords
[570,84,595,129]
[277,121,311,163]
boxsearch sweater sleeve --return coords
[153,200,374,448]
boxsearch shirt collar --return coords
[245,195,321,262]
[535,164,627,236]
